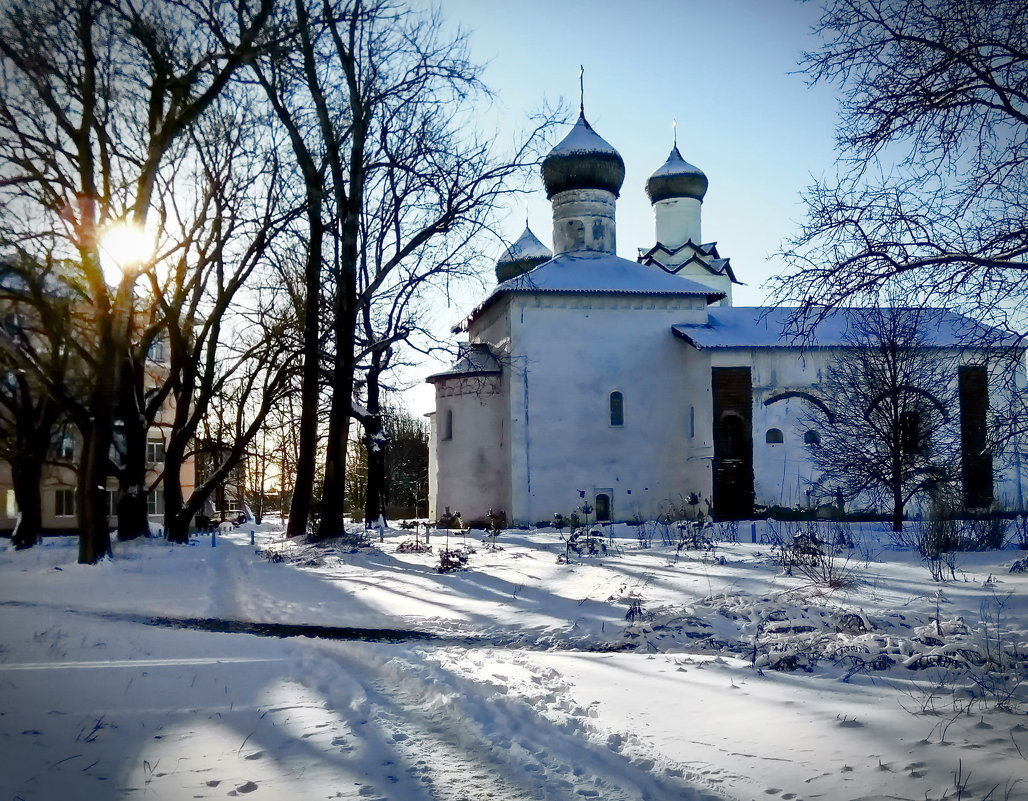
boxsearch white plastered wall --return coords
[504,293,711,525]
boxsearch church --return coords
[426,112,1025,526]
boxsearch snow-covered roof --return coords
[497,251,723,299]
[425,343,502,383]
[672,307,1021,350]
[461,252,724,331]
[638,241,740,285]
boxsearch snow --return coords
[673,307,1018,350]
[1,521,1026,801]
[425,343,502,383]
[499,225,553,265]
[649,146,705,182]
[496,251,724,299]
[547,112,621,158]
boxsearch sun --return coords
[99,221,154,282]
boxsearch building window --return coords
[147,338,166,362]
[5,489,17,519]
[765,428,784,444]
[609,391,624,427]
[106,489,117,517]
[55,430,75,460]
[147,489,165,516]
[442,409,453,441]
[54,488,75,517]
[900,411,922,455]
[146,439,166,464]
[803,430,821,446]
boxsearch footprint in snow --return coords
[227,780,258,795]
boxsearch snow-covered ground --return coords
[1,519,1026,800]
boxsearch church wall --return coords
[506,294,712,525]
[432,373,509,524]
[468,299,510,350]
[713,346,1028,515]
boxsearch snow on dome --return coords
[541,112,626,199]
[645,145,708,203]
[496,224,553,283]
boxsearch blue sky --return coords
[408,0,842,411]
[432,0,840,303]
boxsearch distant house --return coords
[0,265,194,535]
[193,438,247,525]
[427,113,1026,525]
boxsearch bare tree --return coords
[254,0,552,540]
[0,0,274,562]
[805,307,961,531]
[772,0,1028,332]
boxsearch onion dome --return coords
[541,112,625,199]
[645,145,708,203]
[496,224,552,282]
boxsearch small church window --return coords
[900,411,921,455]
[609,392,624,427]
[442,408,453,441]
[765,428,783,444]
[804,430,821,446]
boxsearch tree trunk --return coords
[116,361,150,541]
[286,190,323,538]
[891,465,904,533]
[363,419,388,529]
[77,418,113,564]
[10,455,44,550]
[316,299,357,540]
[162,429,190,543]
[362,352,388,529]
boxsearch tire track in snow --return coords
[340,645,729,801]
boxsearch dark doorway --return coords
[712,367,754,519]
[595,493,611,522]
[959,365,993,508]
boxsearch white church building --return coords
[427,112,1025,526]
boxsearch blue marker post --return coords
[250,529,255,546]
[212,528,217,547]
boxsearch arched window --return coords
[595,493,611,522]
[804,430,821,446]
[609,391,624,426]
[765,428,783,444]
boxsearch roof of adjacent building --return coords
[672,306,1021,350]
[638,240,740,285]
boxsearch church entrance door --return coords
[712,367,755,519]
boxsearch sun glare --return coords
[99,221,154,283]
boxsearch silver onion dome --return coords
[645,145,708,203]
[541,112,626,199]
[496,224,552,282]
